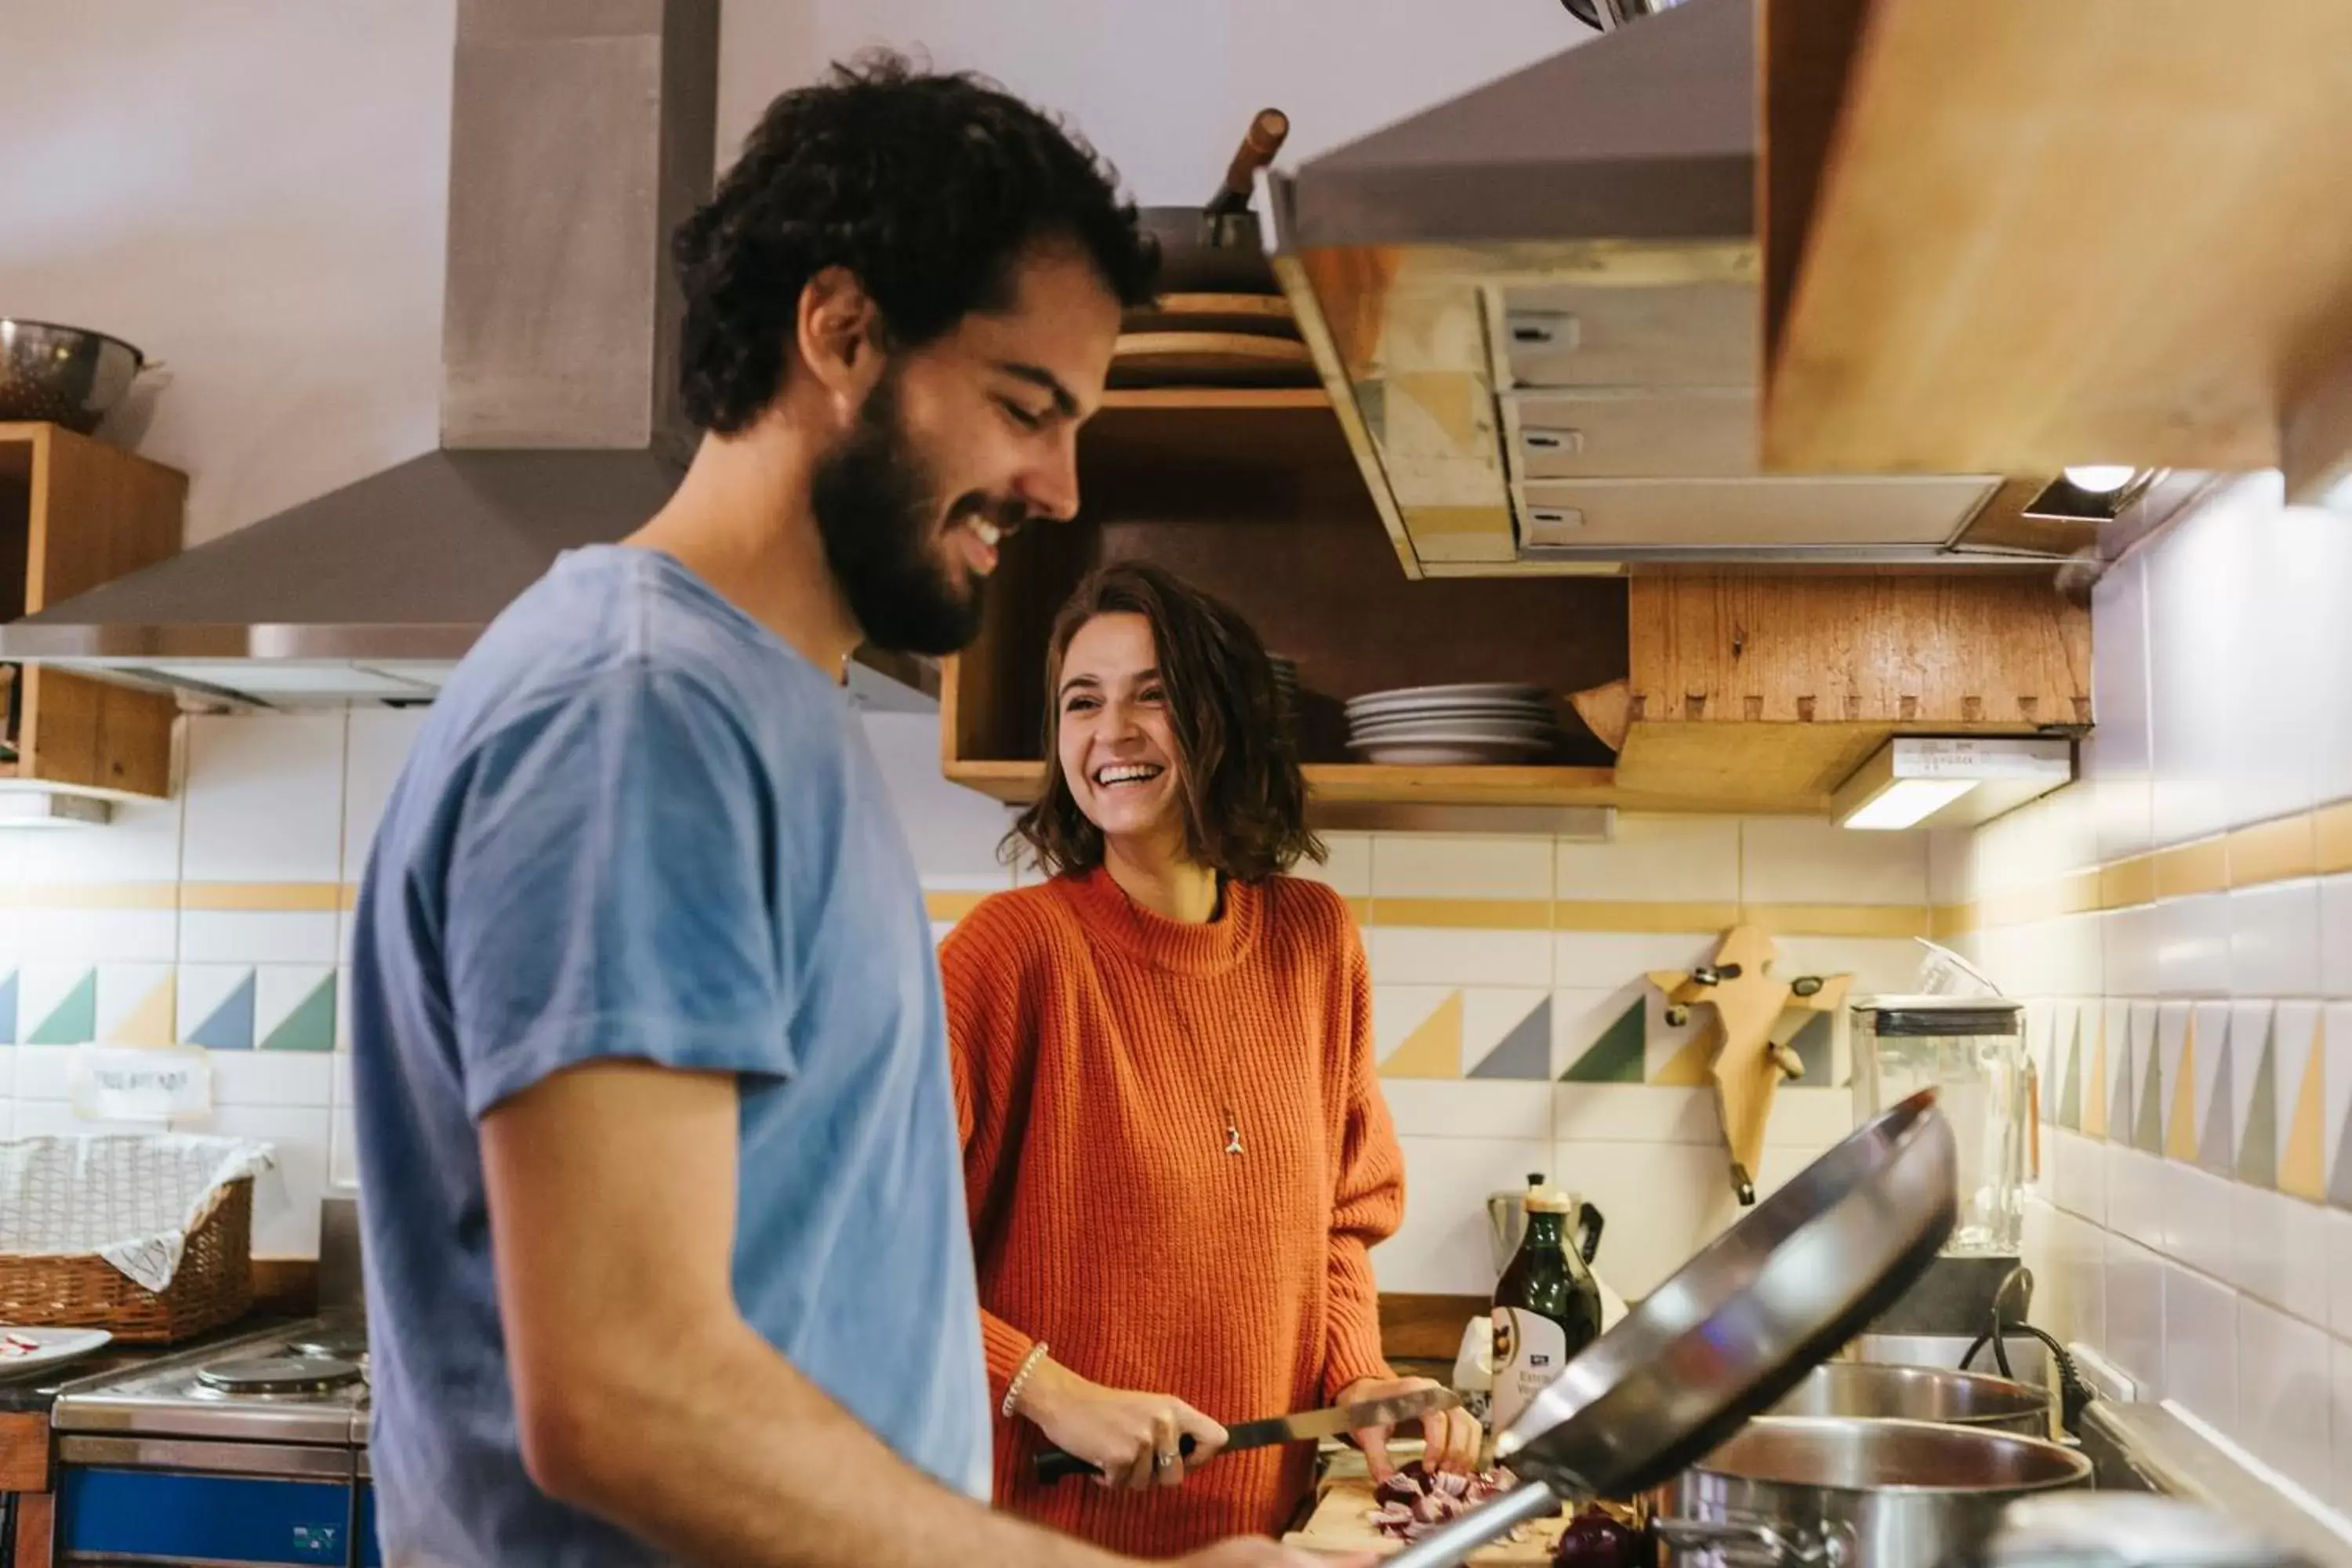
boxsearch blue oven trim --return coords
[59,1467,351,1566]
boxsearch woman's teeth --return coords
[1095,764,1163,788]
[967,516,1004,547]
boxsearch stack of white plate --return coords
[1344,683,1558,765]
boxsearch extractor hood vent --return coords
[0,4,936,711]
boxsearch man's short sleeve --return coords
[443,662,789,1120]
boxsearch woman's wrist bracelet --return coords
[1002,1342,1050,1419]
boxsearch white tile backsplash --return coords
[2238,1298,2335,1498]
[1374,834,1552,900]
[2163,1264,2240,1435]
[1740,817,1929,906]
[1371,926,1552,989]
[1378,1134,1552,1294]
[2230,1186,2331,1326]
[1557,815,1740,903]
[180,713,347,884]
[2231,880,2325,999]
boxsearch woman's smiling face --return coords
[1054,612,1185,848]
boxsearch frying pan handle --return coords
[1381,1479,1564,1568]
[1654,1516,1850,1568]
[1033,1433,1197,1485]
[1212,108,1290,211]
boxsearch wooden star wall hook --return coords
[1646,924,1853,1206]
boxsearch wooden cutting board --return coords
[1283,1477,1568,1563]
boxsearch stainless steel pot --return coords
[0,319,148,434]
[1653,1417,2091,1568]
[1767,1364,2053,1439]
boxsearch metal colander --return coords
[0,319,147,434]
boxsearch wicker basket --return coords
[0,1177,254,1343]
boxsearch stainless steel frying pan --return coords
[1384,1089,1958,1568]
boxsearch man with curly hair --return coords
[350,55,1330,1568]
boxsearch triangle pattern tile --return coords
[2281,1011,2328,1202]
[2235,1013,2278,1189]
[1468,996,1552,1081]
[187,975,257,1052]
[1651,1029,1715,1088]
[108,975,178,1046]
[2082,1014,2106,1138]
[2330,1091,2352,1207]
[1563,1000,1645,1084]
[2134,1040,2165,1155]
[28,972,96,1046]
[1790,1014,1833,1085]
[2107,1011,2133,1145]
[2197,1020,2236,1175]
[261,975,338,1054]
[0,971,16,1046]
[2167,1024,2201,1164]
[1381,993,1462,1079]
[2057,1018,2083,1131]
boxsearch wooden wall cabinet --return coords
[0,423,187,798]
[940,394,2092,822]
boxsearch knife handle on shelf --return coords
[1035,1434,1198,1485]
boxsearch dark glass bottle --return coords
[1490,1178,1603,1436]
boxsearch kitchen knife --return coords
[1034,1386,1462,1484]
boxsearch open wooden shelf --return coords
[0,423,186,798]
[945,758,1621,810]
[941,392,2095,825]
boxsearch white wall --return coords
[0,1,453,545]
[717,2,1577,200]
[7,0,1577,547]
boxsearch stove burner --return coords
[287,1327,368,1361]
[195,1355,361,1396]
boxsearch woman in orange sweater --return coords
[939,563,1479,1559]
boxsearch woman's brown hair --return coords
[1005,561,1323,882]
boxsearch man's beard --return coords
[810,371,1007,657]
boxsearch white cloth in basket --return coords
[0,1135,277,1292]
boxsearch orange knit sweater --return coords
[939,867,1404,1559]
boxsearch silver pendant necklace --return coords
[1120,869,1245,1158]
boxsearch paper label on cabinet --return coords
[1490,1307,1569,1435]
[70,1045,212,1122]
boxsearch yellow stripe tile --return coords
[1345,897,1374,927]
[2318,800,2352,876]
[2153,838,2229,900]
[1741,903,1933,939]
[924,891,993,922]
[2100,854,2158,911]
[1930,902,1980,938]
[1551,900,1741,934]
[2055,868,2104,917]
[180,882,347,912]
[2227,814,2318,888]
[11,883,180,910]
[1372,897,1552,931]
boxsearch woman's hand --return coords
[1338,1374,1483,1483]
[1015,1356,1229,1490]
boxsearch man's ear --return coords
[794,266,887,416]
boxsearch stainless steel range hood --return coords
[0,0,933,711]
[1268,0,2048,575]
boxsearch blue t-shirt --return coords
[351,546,989,1566]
